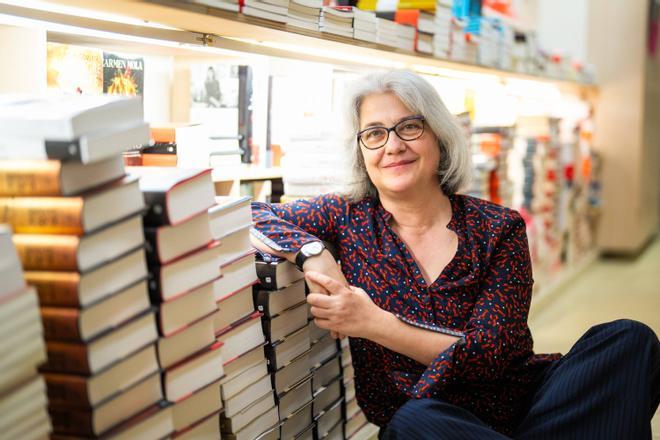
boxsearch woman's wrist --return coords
[364,307,396,343]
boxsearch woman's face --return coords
[358,92,440,197]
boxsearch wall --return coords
[586,1,658,253]
[0,25,46,93]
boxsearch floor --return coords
[528,236,660,438]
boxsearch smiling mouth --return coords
[383,160,415,168]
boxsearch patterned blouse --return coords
[251,193,561,435]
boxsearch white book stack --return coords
[190,0,240,12]
[0,226,51,440]
[433,3,452,58]
[376,17,399,48]
[416,11,435,54]
[286,0,322,32]
[353,8,378,43]
[395,23,416,52]
[281,132,349,198]
[319,6,354,38]
[450,19,478,63]
[243,0,289,23]
[478,18,499,67]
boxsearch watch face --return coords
[302,241,324,257]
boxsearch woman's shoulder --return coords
[452,194,525,232]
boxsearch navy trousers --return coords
[381,319,660,440]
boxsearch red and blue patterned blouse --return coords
[251,192,561,434]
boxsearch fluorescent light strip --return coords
[0,0,178,29]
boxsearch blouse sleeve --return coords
[411,210,535,397]
[251,193,348,253]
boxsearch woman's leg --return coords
[515,319,660,440]
[380,398,510,440]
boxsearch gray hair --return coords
[342,70,471,200]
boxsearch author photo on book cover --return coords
[251,70,660,439]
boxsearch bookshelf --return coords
[3,0,596,95]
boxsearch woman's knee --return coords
[598,319,658,344]
[389,398,437,430]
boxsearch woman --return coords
[251,70,660,439]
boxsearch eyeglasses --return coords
[356,116,426,150]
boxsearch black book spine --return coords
[147,267,164,305]
[252,288,272,317]
[255,262,278,290]
[142,143,177,155]
[143,227,161,265]
[264,341,279,371]
[44,139,83,161]
[142,191,170,226]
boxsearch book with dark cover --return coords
[260,301,308,343]
[255,257,304,291]
[142,142,177,155]
[253,278,306,318]
[264,325,310,371]
[127,166,215,226]
[102,52,144,96]
[143,210,213,265]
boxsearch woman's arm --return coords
[306,271,458,365]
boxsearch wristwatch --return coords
[295,241,326,271]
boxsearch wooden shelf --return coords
[9,0,597,94]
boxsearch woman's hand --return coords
[306,271,388,339]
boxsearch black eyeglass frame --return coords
[356,115,426,150]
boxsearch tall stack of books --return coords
[395,23,416,52]
[212,198,280,440]
[243,0,289,23]
[471,127,514,207]
[320,6,355,38]
[286,0,322,31]
[309,318,343,439]
[0,225,51,439]
[127,166,225,439]
[416,11,435,54]
[433,0,453,57]
[255,256,316,438]
[376,16,400,48]
[353,8,378,43]
[0,95,180,438]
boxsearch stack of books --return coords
[139,125,181,167]
[309,319,343,439]
[286,0,322,32]
[376,16,400,48]
[210,197,279,440]
[191,0,240,12]
[255,256,316,438]
[433,1,453,58]
[450,20,479,63]
[353,8,378,43]
[319,6,355,38]
[416,11,435,54]
[0,95,181,438]
[243,0,289,23]
[0,225,51,439]
[128,166,226,438]
[395,23,416,52]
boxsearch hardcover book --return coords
[0,155,125,197]
[127,166,216,226]
[0,175,144,235]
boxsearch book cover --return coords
[46,42,103,95]
[103,52,144,96]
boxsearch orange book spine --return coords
[0,197,84,234]
[45,341,92,374]
[150,126,176,143]
[48,405,95,436]
[44,372,91,407]
[40,307,83,342]
[142,153,178,167]
[13,234,80,271]
[25,271,81,307]
[0,160,64,196]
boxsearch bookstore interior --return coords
[0,0,658,439]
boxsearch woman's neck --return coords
[379,186,452,233]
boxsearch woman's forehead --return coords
[359,92,414,125]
